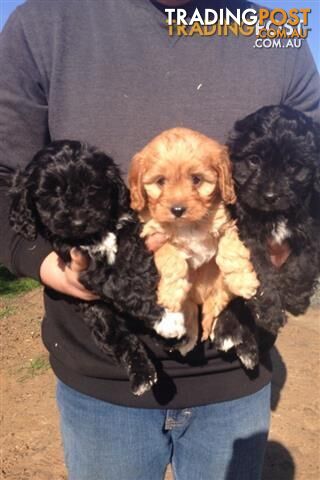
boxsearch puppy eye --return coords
[156,176,166,186]
[247,155,260,167]
[191,174,202,185]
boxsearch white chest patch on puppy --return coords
[83,233,118,264]
[173,225,218,270]
[271,220,291,244]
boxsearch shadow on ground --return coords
[263,440,295,480]
[262,347,295,479]
[270,346,287,411]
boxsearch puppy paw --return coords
[130,369,158,396]
[141,220,164,238]
[239,284,259,300]
[175,335,198,356]
[211,313,243,347]
[157,283,189,312]
[225,271,259,299]
[214,327,259,370]
[214,335,238,351]
[212,311,259,370]
[235,342,259,370]
[154,310,186,339]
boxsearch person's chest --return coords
[47,10,284,177]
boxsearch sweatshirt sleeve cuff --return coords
[11,235,53,282]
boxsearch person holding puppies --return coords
[0,0,319,479]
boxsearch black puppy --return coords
[214,106,320,367]
[9,140,186,395]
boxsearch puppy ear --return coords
[128,153,146,211]
[115,176,130,210]
[212,146,237,204]
[9,170,37,240]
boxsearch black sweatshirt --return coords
[0,0,319,408]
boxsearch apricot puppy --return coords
[129,128,259,354]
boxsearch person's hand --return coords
[39,248,99,300]
[145,233,168,252]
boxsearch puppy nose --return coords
[171,205,186,218]
[264,191,276,203]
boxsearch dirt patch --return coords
[1,290,65,480]
[1,289,319,479]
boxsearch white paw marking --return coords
[133,373,158,396]
[155,310,186,339]
[219,337,236,352]
[239,353,256,370]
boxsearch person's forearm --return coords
[0,9,53,280]
[0,185,52,280]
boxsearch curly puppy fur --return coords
[129,127,259,355]
[9,140,183,395]
[215,106,320,367]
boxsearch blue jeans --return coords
[56,380,271,480]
